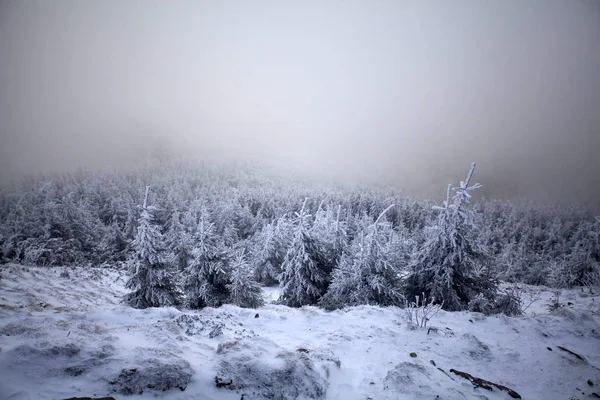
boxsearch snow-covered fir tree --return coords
[181,205,231,308]
[99,217,129,264]
[320,205,405,310]
[403,163,496,311]
[250,217,292,285]
[311,204,348,270]
[227,250,265,308]
[164,210,193,271]
[123,186,180,309]
[1,157,598,302]
[548,217,600,287]
[278,199,333,307]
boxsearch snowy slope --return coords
[1,264,599,400]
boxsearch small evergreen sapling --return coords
[320,205,405,309]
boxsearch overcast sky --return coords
[1,0,599,207]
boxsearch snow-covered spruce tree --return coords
[319,205,405,310]
[98,217,129,264]
[181,205,231,308]
[403,163,497,312]
[250,218,291,285]
[164,211,193,272]
[548,217,600,287]
[227,250,265,308]
[123,186,181,309]
[311,204,348,270]
[278,199,333,307]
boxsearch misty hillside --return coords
[0,158,598,293]
[0,159,599,400]
[2,1,600,399]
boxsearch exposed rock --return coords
[108,358,193,395]
[216,337,338,399]
[64,364,88,376]
[449,368,521,399]
[44,343,81,357]
[557,345,585,361]
[60,397,116,400]
[384,362,428,387]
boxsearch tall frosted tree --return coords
[182,206,231,308]
[227,250,265,308]
[164,210,193,271]
[404,163,496,311]
[251,217,292,285]
[124,186,181,309]
[278,199,332,307]
[311,204,347,270]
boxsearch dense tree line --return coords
[0,159,598,311]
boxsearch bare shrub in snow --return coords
[404,293,443,328]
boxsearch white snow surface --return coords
[0,263,599,400]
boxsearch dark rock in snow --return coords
[557,345,585,361]
[216,337,339,399]
[0,323,42,338]
[409,352,417,358]
[108,358,193,395]
[60,397,116,400]
[64,364,88,376]
[383,362,431,393]
[215,376,234,388]
[450,368,521,399]
[91,344,115,360]
[44,343,81,357]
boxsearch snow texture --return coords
[1,263,600,400]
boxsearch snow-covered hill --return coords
[1,264,599,400]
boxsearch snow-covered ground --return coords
[1,264,599,400]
